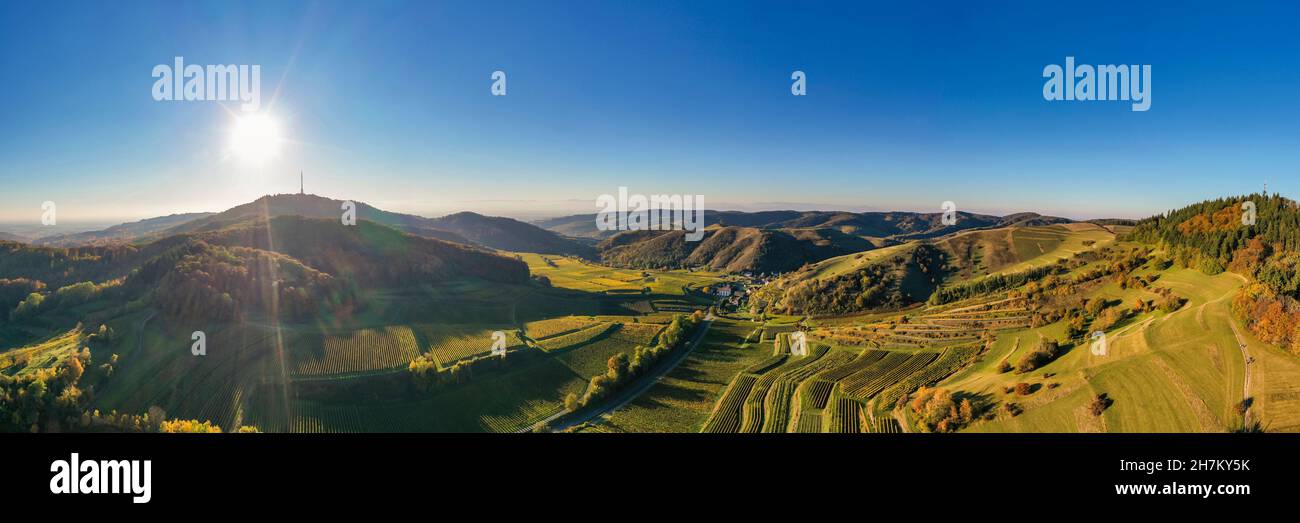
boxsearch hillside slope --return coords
[598,225,875,273]
[757,224,1116,315]
[538,210,1072,240]
[36,212,215,247]
[160,194,592,257]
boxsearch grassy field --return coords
[804,243,913,280]
[991,223,1116,276]
[949,269,1283,433]
[940,223,1115,280]
[519,253,723,295]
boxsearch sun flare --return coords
[229,113,282,162]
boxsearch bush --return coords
[1015,339,1061,373]
[909,387,979,432]
[1088,393,1113,416]
[1155,292,1186,313]
[1091,306,1129,332]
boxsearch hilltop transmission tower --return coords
[300,171,304,195]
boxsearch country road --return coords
[1224,273,1254,429]
[527,318,715,433]
[1226,310,1254,428]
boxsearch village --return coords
[706,270,778,314]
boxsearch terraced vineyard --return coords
[827,390,863,433]
[701,375,758,433]
[806,297,1029,349]
[704,340,965,433]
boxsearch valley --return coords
[3,193,1299,433]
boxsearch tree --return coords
[1088,393,1113,416]
[62,356,84,386]
[1015,339,1061,373]
[606,353,630,381]
[159,419,222,433]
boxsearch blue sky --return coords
[1,0,1298,223]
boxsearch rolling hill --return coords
[757,223,1118,315]
[6,192,1299,435]
[192,215,532,287]
[0,231,27,243]
[36,193,594,258]
[35,212,215,247]
[427,212,596,259]
[598,225,878,273]
[537,210,1072,240]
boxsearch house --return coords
[714,284,733,297]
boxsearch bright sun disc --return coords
[229,113,282,162]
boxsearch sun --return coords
[229,113,282,162]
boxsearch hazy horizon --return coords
[0,183,1277,230]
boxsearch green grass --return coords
[991,223,1114,275]
[804,243,913,280]
[950,269,1269,433]
[519,253,723,295]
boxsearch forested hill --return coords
[161,194,593,257]
[538,210,1072,240]
[1128,194,1300,274]
[194,215,531,286]
[596,226,876,273]
[1128,194,1300,353]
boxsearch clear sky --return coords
[1,0,1298,224]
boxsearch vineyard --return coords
[413,324,525,367]
[524,316,601,340]
[291,326,420,377]
[807,296,1029,350]
[553,322,664,377]
[538,323,616,352]
[704,338,972,433]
